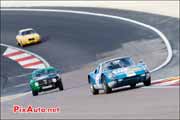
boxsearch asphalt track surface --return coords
[1,7,179,119]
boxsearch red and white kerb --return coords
[3,48,46,69]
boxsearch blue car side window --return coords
[95,66,100,74]
[95,68,98,74]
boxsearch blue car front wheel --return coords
[102,75,112,94]
[90,84,99,95]
[143,77,151,86]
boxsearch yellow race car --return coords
[16,28,41,47]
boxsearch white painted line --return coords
[1,8,173,73]
[8,73,31,79]
[18,58,40,66]
[10,83,28,88]
[0,92,31,103]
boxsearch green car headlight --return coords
[34,82,39,86]
[52,78,57,82]
[57,73,61,78]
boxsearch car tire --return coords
[102,76,112,94]
[32,90,38,96]
[57,80,64,91]
[17,42,20,46]
[144,77,151,86]
[19,42,24,47]
[130,83,136,88]
[90,84,99,95]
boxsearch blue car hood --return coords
[104,65,145,79]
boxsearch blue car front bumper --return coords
[107,74,150,88]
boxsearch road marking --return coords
[3,51,24,57]
[18,58,40,65]
[1,43,50,68]
[2,47,19,54]
[2,46,47,69]
[152,77,178,85]
[144,76,180,88]
[152,79,179,86]
[25,63,46,69]
[22,61,43,68]
[8,53,31,60]
[170,81,179,86]
[16,55,36,62]
[0,92,31,103]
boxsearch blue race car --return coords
[88,56,151,95]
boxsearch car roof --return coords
[19,28,34,33]
[100,56,132,66]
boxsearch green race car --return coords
[29,67,64,96]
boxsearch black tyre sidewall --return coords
[32,90,38,96]
[57,80,64,91]
[144,77,151,86]
[130,83,136,88]
[102,75,112,93]
[90,84,99,95]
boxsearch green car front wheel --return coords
[57,80,64,91]
[32,90,38,96]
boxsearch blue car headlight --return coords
[107,73,115,79]
[118,79,123,82]
[146,72,151,79]
[141,74,145,77]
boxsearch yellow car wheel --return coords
[20,43,24,47]
[17,41,24,47]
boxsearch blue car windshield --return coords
[102,57,134,71]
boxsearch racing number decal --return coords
[126,71,136,77]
